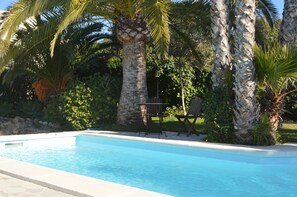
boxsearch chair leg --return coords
[176,117,186,136]
[158,116,167,137]
[187,117,199,136]
[144,115,151,136]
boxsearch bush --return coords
[250,114,275,146]
[0,102,16,117]
[203,86,234,143]
[43,74,121,130]
[164,105,184,117]
[86,74,121,123]
[43,96,66,125]
[63,82,95,129]
[16,101,42,118]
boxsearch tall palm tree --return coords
[279,0,297,45]
[0,0,170,125]
[210,0,232,88]
[233,0,259,143]
[208,0,277,143]
[210,0,277,88]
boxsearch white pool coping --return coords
[0,131,296,197]
[84,130,297,156]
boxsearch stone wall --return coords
[0,116,61,135]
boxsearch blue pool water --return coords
[0,135,297,197]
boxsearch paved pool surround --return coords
[0,131,296,197]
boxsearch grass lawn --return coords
[98,117,205,133]
[279,122,297,143]
[98,117,297,143]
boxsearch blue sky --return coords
[272,0,284,18]
[0,0,285,18]
[1,0,16,10]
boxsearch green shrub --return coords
[86,74,121,123]
[250,114,274,146]
[164,105,184,117]
[43,74,121,130]
[16,101,42,118]
[203,86,234,143]
[0,102,16,117]
[63,82,94,130]
[43,96,66,125]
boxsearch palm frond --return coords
[50,0,90,56]
[170,24,204,65]
[170,0,210,37]
[140,0,170,55]
[257,0,278,27]
[255,43,297,93]
[0,0,60,46]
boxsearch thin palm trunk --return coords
[178,64,186,115]
[279,0,297,45]
[233,0,259,143]
[210,0,232,88]
[269,96,282,140]
[260,88,282,143]
[116,12,150,125]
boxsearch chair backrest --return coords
[187,97,203,116]
[147,97,163,116]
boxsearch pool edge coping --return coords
[84,130,297,156]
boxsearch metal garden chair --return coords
[175,97,203,136]
[139,97,167,137]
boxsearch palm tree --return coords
[279,0,297,45]
[208,0,277,143]
[1,12,110,102]
[233,0,259,143]
[210,0,232,88]
[210,0,277,88]
[254,42,297,143]
[0,0,170,125]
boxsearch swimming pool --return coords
[0,134,296,197]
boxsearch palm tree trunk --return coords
[116,12,150,125]
[279,0,297,45]
[233,0,259,144]
[117,40,148,125]
[210,0,232,88]
[268,96,282,143]
[260,88,282,143]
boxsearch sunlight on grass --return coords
[98,118,297,143]
[279,122,297,143]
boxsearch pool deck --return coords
[0,130,296,197]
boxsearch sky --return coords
[272,0,284,18]
[0,0,16,10]
[0,0,285,18]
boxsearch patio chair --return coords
[140,97,167,137]
[175,97,203,136]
